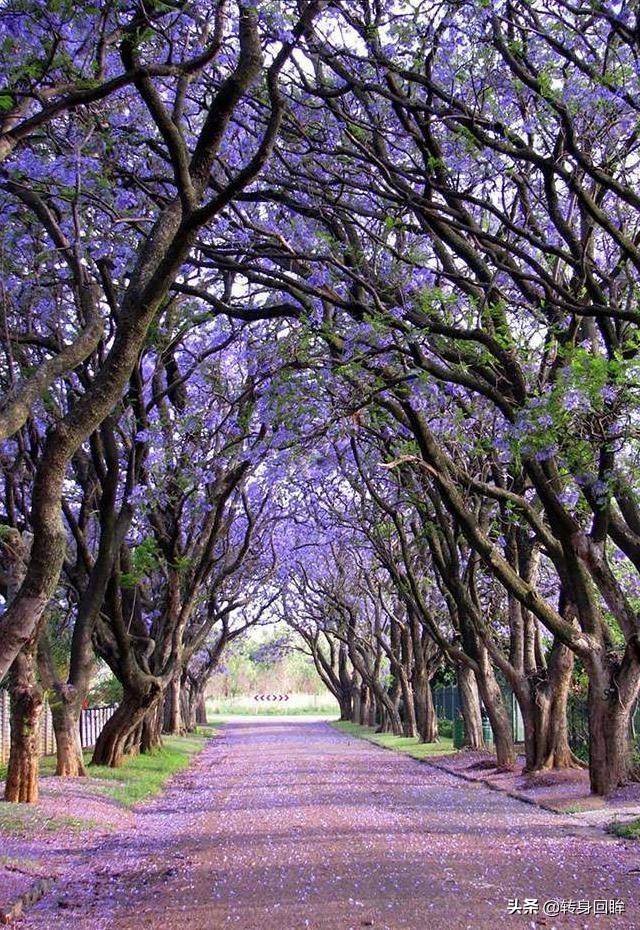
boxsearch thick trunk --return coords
[413,685,428,740]
[338,645,353,720]
[374,686,403,735]
[50,693,85,777]
[359,683,372,727]
[183,684,196,732]
[586,649,640,796]
[419,682,439,743]
[338,690,353,722]
[396,667,417,737]
[91,685,161,767]
[195,691,207,726]
[457,663,483,749]
[141,702,163,753]
[475,656,516,769]
[367,695,378,728]
[183,680,207,731]
[519,643,575,772]
[460,619,516,768]
[4,647,42,803]
[163,675,183,735]
[351,675,362,725]
[588,691,631,796]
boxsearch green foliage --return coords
[120,536,160,588]
[87,669,123,706]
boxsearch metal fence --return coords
[566,694,640,760]
[0,689,116,765]
[434,682,525,743]
[435,682,640,756]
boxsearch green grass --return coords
[37,732,210,802]
[0,805,100,835]
[563,802,590,814]
[0,854,44,872]
[208,703,338,717]
[82,734,211,807]
[331,720,455,759]
[607,816,640,839]
[0,732,215,836]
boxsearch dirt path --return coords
[23,719,640,930]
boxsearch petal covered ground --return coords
[22,719,640,930]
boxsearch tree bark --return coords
[474,649,516,769]
[457,663,483,749]
[91,685,161,767]
[2,529,42,803]
[195,691,207,726]
[141,702,163,753]
[49,690,85,777]
[163,675,183,735]
[419,682,439,742]
[588,691,631,796]
[4,646,42,803]
[516,641,575,772]
[586,648,640,795]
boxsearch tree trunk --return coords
[351,674,362,725]
[519,642,575,772]
[419,682,439,743]
[91,686,160,767]
[4,646,42,803]
[588,690,631,796]
[475,654,516,769]
[182,680,199,731]
[141,702,163,753]
[457,663,483,749]
[459,619,516,768]
[195,691,207,726]
[586,648,640,797]
[374,685,403,735]
[359,683,372,727]
[338,691,352,722]
[182,680,207,732]
[163,675,183,735]
[50,692,85,777]
[401,682,418,737]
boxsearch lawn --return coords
[0,730,216,836]
[45,731,213,808]
[0,805,101,835]
[331,720,455,759]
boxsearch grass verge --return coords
[71,733,211,808]
[607,816,640,840]
[0,731,216,836]
[60,734,207,807]
[0,805,100,835]
[330,720,455,759]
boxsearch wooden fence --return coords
[0,690,116,765]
